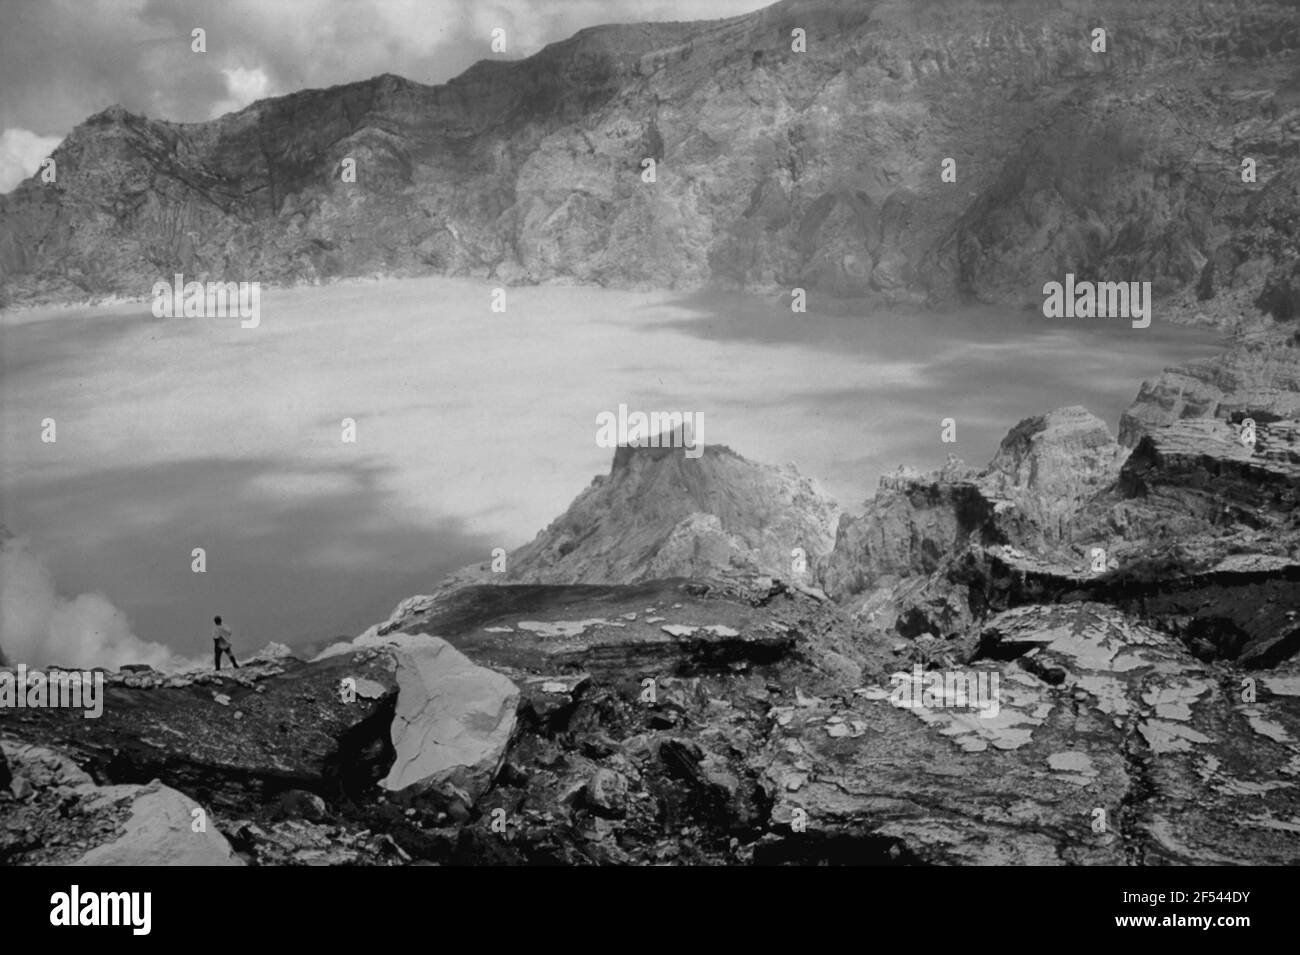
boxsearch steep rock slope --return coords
[4,0,1300,317]
[429,439,839,596]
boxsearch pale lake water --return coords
[0,276,1224,660]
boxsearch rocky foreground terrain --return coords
[3,0,1300,321]
[3,322,1298,865]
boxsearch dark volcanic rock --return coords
[758,603,1300,865]
[0,654,399,813]
[3,573,879,865]
[348,579,810,677]
[274,790,330,823]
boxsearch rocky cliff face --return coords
[5,0,1300,318]
[1119,324,1300,444]
[818,405,1130,629]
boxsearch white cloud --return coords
[208,66,272,119]
[0,128,63,194]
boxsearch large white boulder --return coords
[75,780,244,866]
[380,637,519,806]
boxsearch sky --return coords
[0,0,775,193]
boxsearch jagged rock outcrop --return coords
[819,406,1126,628]
[980,406,1129,541]
[1119,326,1300,446]
[1082,416,1300,560]
[430,440,839,596]
[819,367,1300,663]
[5,0,1300,315]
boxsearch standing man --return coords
[213,615,240,670]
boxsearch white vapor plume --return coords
[0,128,62,194]
[0,535,179,671]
